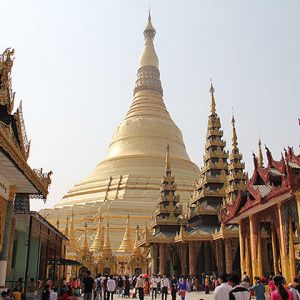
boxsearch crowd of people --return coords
[212,272,300,300]
[1,271,300,300]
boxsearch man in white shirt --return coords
[150,275,160,300]
[213,273,233,300]
[107,276,116,300]
[160,275,170,300]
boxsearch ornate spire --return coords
[64,216,69,236]
[152,145,184,232]
[0,48,15,113]
[132,225,141,255]
[68,211,81,254]
[165,144,171,174]
[209,81,216,114]
[90,208,103,253]
[231,115,238,150]
[189,81,228,223]
[117,215,133,253]
[101,221,112,257]
[133,13,163,97]
[258,138,264,167]
[225,115,247,204]
[81,223,90,255]
[139,12,158,69]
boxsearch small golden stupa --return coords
[41,14,199,250]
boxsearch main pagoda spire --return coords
[189,82,228,226]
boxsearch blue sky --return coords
[1,0,299,211]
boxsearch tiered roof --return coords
[0,48,51,198]
[151,145,184,234]
[189,83,228,224]
[225,115,247,204]
[222,146,300,224]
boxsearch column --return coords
[189,242,196,276]
[249,215,258,281]
[257,225,263,277]
[0,185,16,287]
[270,224,278,275]
[289,217,296,280]
[277,203,290,282]
[204,242,210,272]
[225,239,233,274]
[245,235,252,279]
[238,220,245,276]
[296,192,300,222]
[159,244,166,275]
[180,244,187,276]
[151,244,158,275]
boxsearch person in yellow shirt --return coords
[12,288,22,300]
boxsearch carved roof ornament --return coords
[258,138,264,167]
[0,48,15,113]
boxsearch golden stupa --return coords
[41,14,200,250]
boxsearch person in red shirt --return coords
[271,275,294,300]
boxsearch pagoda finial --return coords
[258,138,264,167]
[209,79,216,114]
[231,114,238,149]
[138,12,158,69]
[165,144,171,173]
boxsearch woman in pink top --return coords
[271,275,294,300]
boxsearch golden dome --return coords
[43,14,200,250]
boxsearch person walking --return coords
[123,276,130,298]
[117,276,124,298]
[26,278,36,300]
[107,275,116,300]
[82,271,95,300]
[179,277,187,300]
[161,275,170,300]
[150,275,159,300]
[288,283,300,300]
[271,276,294,300]
[213,273,232,300]
[136,275,145,300]
[204,276,210,294]
[250,277,265,300]
[95,274,102,300]
[228,273,250,300]
[170,276,177,300]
